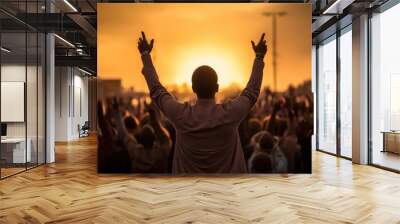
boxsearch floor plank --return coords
[1,136,400,223]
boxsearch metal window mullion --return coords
[36,0,39,167]
[316,44,320,151]
[44,36,47,164]
[73,68,75,118]
[69,68,71,118]
[336,29,341,157]
[367,11,373,165]
[25,0,28,171]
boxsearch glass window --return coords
[27,30,38,169]
[339,28,352,158]
[317,35,337,154]
[1,30,28,177]
[0,2,46,178]
[371,3,400,171]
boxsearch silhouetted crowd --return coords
[98,81,313,173]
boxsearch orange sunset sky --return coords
[98,3,311,92]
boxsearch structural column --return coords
[352,14,369,164]
[45,0,55,163]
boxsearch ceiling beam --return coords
[55,55,96,70]
[67,13,97,39]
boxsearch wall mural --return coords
[97,3,312,174]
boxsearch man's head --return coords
[250,152,273,173]
[138,124,155,149]
[124,115,139,134]
[192,65,219,99]
[259,131,277,154]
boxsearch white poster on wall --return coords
[1,82,25,122]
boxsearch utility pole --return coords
[263,12,286,92]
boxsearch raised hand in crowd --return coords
[144,101,172,149]
[97,101,120,171]
[138,31,154,55]
[251,33,267,59]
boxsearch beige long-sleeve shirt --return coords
[141,54,265,173]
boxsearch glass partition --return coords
[317,35,337,154]
[27,30,38,169]
[370,3,400,171]
[0,1,46,179]
[1,31,28,177]
[339,27,352,158]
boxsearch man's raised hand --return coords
[251,33,267,59]
[138,31,154,55]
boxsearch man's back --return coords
[171,99,247,173]
[142,54,264,173]
[137,31,266,173]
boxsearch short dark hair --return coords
[259,132,276,153]
[250,153,273,173]
[124,115,139,131]
[138,124,155,149]
[192,65,218,99]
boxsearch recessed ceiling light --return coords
[54,34,75,48]
[323,0,354,15]
[63,0,78,12]
[1,47,11,53]
[78,67,93,76]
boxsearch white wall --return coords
[55,67,70,141]
[1,65,38,138]
[72,73,89,138]
[55,67,89,141]
[1,63,46,164]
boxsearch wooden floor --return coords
[372,150,400,171]
[1,136,400,223]
[1,167,26,178]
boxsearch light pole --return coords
[263,11,286,92]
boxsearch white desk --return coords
[1,138,31,163]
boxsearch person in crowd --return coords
[163,119,176,172]
[296,116,313,173]
[124,115,140,137]
[278,98,302,173]
[248,152,273,173]
[98,80,313,173]
[97,101,132,173]
[248,131,288,173]
[137,31,267,173]
[265,99,288,137]
[239,116,263,163]
[102,98,172,173]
